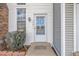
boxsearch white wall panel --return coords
[7,3,53,46]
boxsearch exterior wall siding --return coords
[53,3,61,55]
[7,3,53,46]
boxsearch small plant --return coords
[5,31,26,51]
[13,31,26,50]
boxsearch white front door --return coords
[34,14,47,42]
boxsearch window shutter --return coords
[65,3,74,56]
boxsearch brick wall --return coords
[0,3,8,37]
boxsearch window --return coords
[17,8,26,31]
[36,16,45,35]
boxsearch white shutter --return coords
[65,3,74,56]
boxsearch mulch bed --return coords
[0,47,27,56]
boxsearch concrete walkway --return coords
[26,42,56,56]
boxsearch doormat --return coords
[34,46,47,50]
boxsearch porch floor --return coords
[26,42,57,56]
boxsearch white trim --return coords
[73,3,76,52]
[16,3,27,7]
[61,3,65,56]
[51,3,53,46]
[75,3,79,51]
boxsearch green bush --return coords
[5,31,26,51]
